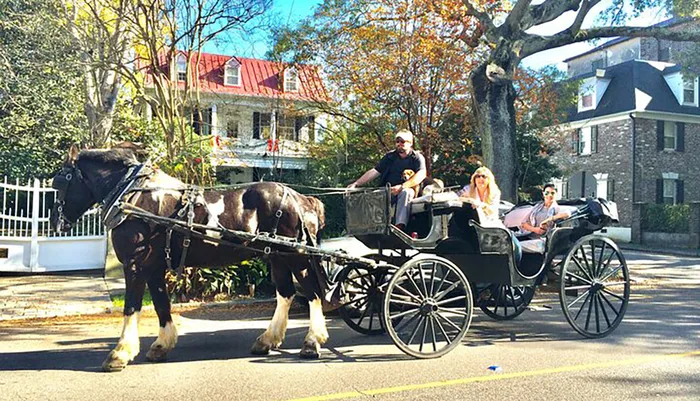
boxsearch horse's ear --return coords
[67,144,80,164]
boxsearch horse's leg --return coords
[251,263,295,355]
[102,261,149,372]
[145,265,177,362]
[292,260,328,359]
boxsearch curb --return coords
[619,243,700,258]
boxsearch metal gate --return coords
[0,177,107,272]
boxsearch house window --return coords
[682,77,696,105]
[664,121,677,150]
[576,126,597,155]
[581,92,593,108]
[659,46,670,62]
[226,120,239,138]
[307,116,315,142]
[176,55,187,82]
[284,68,298,92]
[277,115,296,141]
[192,108,212,136]
[591,59,605,71]
[253,112,271,139]
[663,180,676,204]
[224,60,240,86]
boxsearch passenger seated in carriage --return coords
[518,183,572,253]
[457,166,522,264]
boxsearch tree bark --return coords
[470,63,518,202]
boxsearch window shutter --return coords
[656,178,664,204]
[677,179,684,204]
[657,120,664,150]
[607,179,615,201]
[253,112,260,139]
[591,126,598,153]
[294,117,302,141]
[193,109,201,135]
[676,122,685,152]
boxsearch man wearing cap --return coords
[347,129,426,231]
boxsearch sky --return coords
[208,0,670,72]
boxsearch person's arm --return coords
[520,206,546,236]
[347,169,380,189]
[539,208,572,227]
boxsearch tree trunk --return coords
[470,63,518,202]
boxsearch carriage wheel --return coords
[337,261,395,336]
[383,255,472,358]
[477,284,535,320]
[560,235,630,338]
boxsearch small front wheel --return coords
[383,255,472,358]
[477,284,534,320]
[560,235,630,338]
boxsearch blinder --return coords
[51,164,88,230]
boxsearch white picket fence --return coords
[0,177,107,272]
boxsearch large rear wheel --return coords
[383,255,472,358]
[560,235,630,338]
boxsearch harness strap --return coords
[270,186,290,238]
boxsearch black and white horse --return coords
[50,145,329,372]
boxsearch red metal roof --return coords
[144,52,329,102]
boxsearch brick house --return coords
[550,18,700,242]
[142,52,330,183]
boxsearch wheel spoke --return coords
[601,287,626,302]
[407,316,426,346]
[346,295,369,308]
[565,271,593,285]
[589,240,597,277]
[599,291,621,317]
[584,289,595,330]
[567,288,591,309]
[393,282,423,303]
[596,241,606,278]
[603,282,628,287]
[429,262,437,297]
[356,299,371,327]
[390,306,422,320]
[508,286,518,312]
[436,295,466,306]
[596,293,612,329]
[594,289,600,333]
[418,262,429,298]
[599,249,618,279]
[405,271,426,298]
[437,307,470,317]
[565,285,593,291]
[572,253,595,283]
[389,298,422,307]
[434,279,461,302]
[433,314,450,344]
[419,314,429,352]
[599,264,624,283]
[435,311,462,332]
[493,285,503,315]
[394,310,421,332]
[573,290,593,321]
[429,316,438,352]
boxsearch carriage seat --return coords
[409,191,461,215]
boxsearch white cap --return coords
[395,129,413,143]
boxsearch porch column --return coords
[211,104,219,136]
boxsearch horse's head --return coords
[50,144,140,232]
[50,145,97,232]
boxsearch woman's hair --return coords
[467,166,501,206]
[543,183,556,192]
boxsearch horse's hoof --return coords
[146,345,169,362]
[102,352,128,372]
[250,339,271,355]
[299,340,320,359]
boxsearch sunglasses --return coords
[474,174,487,179]
[395,139,410,143]
[543,191,556,195]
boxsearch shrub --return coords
[641,204,690,233]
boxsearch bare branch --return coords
[504,0,532,33]
[460,0,495,32]
[522,21,700,59]
[521,0,580,31]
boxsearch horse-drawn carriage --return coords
[50,146,629,370]
[336,187,630,358]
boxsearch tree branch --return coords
[521,21,700,59]
[503,0,532,33]
[521,0,580,31]
[460,0,495,33]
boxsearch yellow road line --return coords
[287,350,700,401]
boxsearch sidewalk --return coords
[0,273,114,321]
[619,242,700,258]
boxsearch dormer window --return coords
[176,54,187,82]
[682,77,697,106]
[224,59,241,86]
[284,67,299,92]
[578,78,595,111]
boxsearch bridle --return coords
[51,163,94,231]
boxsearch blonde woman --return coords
[458,166,521,264]
[457,166,501,222]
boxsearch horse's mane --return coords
[78,148,140,167]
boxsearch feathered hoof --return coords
[299,340,320,359]
[250,338,272,355]
[146,344,169,362]
[102,351,129,372]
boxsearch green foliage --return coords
[111,290,153,309]
[641,204,691,233]
[239,259,269,287]
[0,0,87,179]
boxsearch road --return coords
[0,250,698,401]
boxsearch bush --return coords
[641,204,690,233]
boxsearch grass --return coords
[110,289,153,308]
